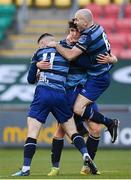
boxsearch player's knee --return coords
[27,117,42,139]
[88,124,102,137]
[73,104,83,116]
[53,128,65,138]
[27,130,39,139]
[90,129,101,137]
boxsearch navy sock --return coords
[82,106,113,128]
[51,138,64,168]
[71,133,88,155]
[90,111,113,128]
[86,134,100,160]
[23,137,37,166]
[82,104,93,119]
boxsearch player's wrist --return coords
[55,42,59,48]
[110,56,117,63]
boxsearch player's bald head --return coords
[75,9,93,23]
[74,9,94,31]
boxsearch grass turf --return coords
[0,148,131,179]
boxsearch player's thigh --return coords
[27,117,43,139]
[62,117,77,138]
[73,94,92,115]
[54,124,65,138]
[52,92,73,124]
[80,73,110,102]
[66,85,82,108]
[28,86,51,123]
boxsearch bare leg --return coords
[27,117,42,138]
[73,94,92,116]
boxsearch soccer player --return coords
[37,20,118,176]
[47,9,119,145]
[12,33,98,177]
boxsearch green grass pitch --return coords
[0,148,131,179]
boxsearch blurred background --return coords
[0,0,131,149]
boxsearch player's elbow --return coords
[66,49,81,61]
[67,54,76,61]
[27,76,36,84]
[27,79,36,84]
[28,80,36,84]
[68,57,74,61]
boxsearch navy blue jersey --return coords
[31,47,69,91]
[75,24,113,76]
[60,39,88,89]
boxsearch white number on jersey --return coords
[102,32,110,51]
[42,53,55,69]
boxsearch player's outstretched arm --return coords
[47,41,82,61]
[96,53,118,64]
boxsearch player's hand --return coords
[36,60,51,70]
[96,52,117,64]
[66,34,77,44]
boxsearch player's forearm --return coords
[55,43,76,61]
[110,54,118,64]
[27,62,37,84]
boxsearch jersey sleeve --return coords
[31,49,39,63]
[27,49,39,84]
[75,34,92,52]
[27,63,38,84]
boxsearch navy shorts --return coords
[28,85,73,124]
[66,85,99,112]
[80,73,111,101]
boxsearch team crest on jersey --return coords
[79,35,87,44]
[81,89,86,93]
